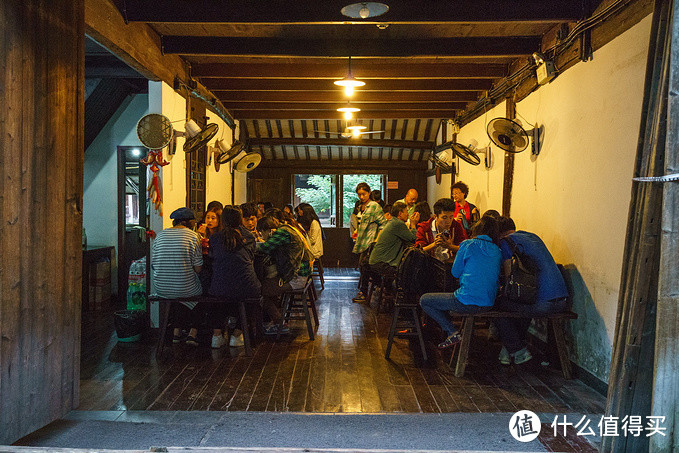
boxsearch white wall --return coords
[147,81,246,232]
[432,15,652,382]
[83,93,149,292]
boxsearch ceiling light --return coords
[341,2,390,19]
[346,124,367,136]
[337,104,361,120]
[334,56,365,97]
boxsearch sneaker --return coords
[211,335,227,349]
[185,335,199,347]
[498,346,510,365]
[352,292,366,303]
[437,332,461,350]
[229,333,245,347]
[513,347,533,365]
[264,323,290,336]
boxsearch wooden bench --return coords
[450,310,578,379]
[149,295,259,357]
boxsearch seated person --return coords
[296,203,324,260]
[416,198,468,263]
[420,216,502,349]
[413,201,432,225]
[451,181,481,235]
[151,207,225,348]
[493,217,569,365]
[367,201,418,282]
[209,206,261,348]
[240,201,263,242]
[382,204,393,221]
[256,214,313,335]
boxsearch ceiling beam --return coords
[115,1,584,23]
[203,78,494,91]
[223,102,467,110]
[248,137,434,150]
[162,36,541,57]
[84,0,234,126]
[232,110,453,120]
[214,91,481,103]
[191,63,507,79]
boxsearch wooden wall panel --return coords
[0,0,84,444]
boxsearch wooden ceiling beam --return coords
[232,110,453,119]
[248,137,434,150]
[115,1,584,23]
[214,91,480,102]
[163,36,541,57]
[223,102,467,110]
[203,78,493,91]
[191,63,507,79]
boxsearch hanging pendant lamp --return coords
[334,56,365,96]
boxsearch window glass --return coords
[294,174,337,227]
[341,174,384,227]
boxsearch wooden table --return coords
[82,245,115,310]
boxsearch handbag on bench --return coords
[502,237,538,304]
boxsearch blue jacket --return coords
[452,235,501,307]
[500,231,568,304]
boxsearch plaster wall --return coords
[83,93,149,293]
[425,14,652,383]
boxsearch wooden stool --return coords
[277,278,318,340]
[311,257,325,290]
[151,295,255,357]
[385,292,427,361]
[366,266,396,312]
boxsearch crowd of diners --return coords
[151,180,568,366]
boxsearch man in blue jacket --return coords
[494,217,569,365]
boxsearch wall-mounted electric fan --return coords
[486,117,542,155]
[234,152,262,173]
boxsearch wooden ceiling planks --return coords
[109,0,595,156]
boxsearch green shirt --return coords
[368,218,417,267]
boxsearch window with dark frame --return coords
[293,173,386,228]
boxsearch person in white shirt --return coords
[296,203,324,260]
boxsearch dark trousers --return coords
[419,293,491,336]
[169,302,228,330]
[493,298,568,353]
[261,277,292,324]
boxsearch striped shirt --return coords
[151,227,203,308]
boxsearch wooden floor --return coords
[79,268,606,414]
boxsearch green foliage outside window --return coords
[294,174,383,227]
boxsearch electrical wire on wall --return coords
[456,0,635,126]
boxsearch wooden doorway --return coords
[117,146,150,307]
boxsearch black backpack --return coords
[396,246,432,298]
[502,236,538,304]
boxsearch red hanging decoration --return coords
[140,150,169,216]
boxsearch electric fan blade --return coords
[451,143,481,166]
[184,123,219,153]
[216,140,247,164]
[312,130,345,136]
[486,118,529,153]
[235,153,262,173]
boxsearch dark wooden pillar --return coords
[0,0,84,444]
[651,0,679,451]
[603,0,671,451]
[501,94,516,217]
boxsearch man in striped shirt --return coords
[151,207,227,349]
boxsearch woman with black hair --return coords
[283,204,295,216]
[209,206,261,348]
[420,215,502,350]
[451,181,480,235]
[296,203,323,260]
